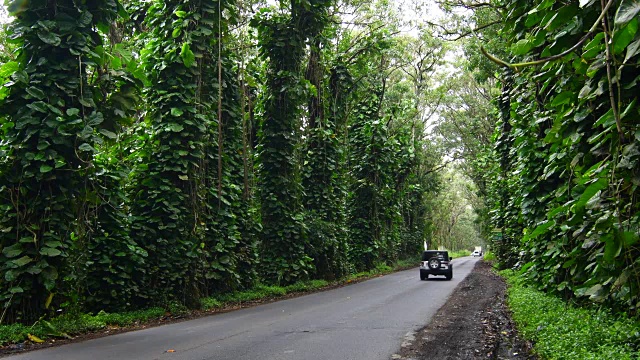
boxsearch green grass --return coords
[0,307,166,346]
[482,250,496,262]
[393,257,421,269]
[449,250,471,258]
[502,270,640,360]
[201,280,331,310]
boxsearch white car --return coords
[471,250,482,257]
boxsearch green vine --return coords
[487,0,640,314]
[0,0,121,322]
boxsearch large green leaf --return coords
[40,247,62,257]
[9,286,24,294]
[613,18,638,54]
[11,255,33,267]
[0,61,19,78]
[575,177,608,210]
[78,143,96,152]
[66,108,80,116]
[99,129,117,139]
[511,39,533,55]
[28,101,48,113]
[603,233,621,262]
[584,284,605,301]
[524,220,556,242]
[2,243,22,258]
[550,91,574,107]
[37,31,61,46]
[26,87,46,100]
[167,123,184,132]
[615,0,640,26]
[180,43,195,68]
[619,231,639,246]
[582,32,605,59]
[5,269,19,281]
[624,38,640,63]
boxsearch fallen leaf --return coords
[166,349,176,353]
[27,334,44,343]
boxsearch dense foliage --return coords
[0,0,123,323]
[498,0,638,314]
[2,0,636,330]
[446,0,640,316]
[0,0,456,324]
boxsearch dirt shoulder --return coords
[393,260,536,360]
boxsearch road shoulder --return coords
[392,260,536,360]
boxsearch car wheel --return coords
[428,258,440,270]
[446,269,453,280]
[420,274,427,281]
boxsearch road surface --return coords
[5,257,480,360]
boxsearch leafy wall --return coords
[0,0,445,323]
[487,0,640,314]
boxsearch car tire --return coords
[446,269,453,280]
[420,274,427,281]
[428,258,440,270]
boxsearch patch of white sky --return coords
[1,5,8,24]
[392,1,475,161]
[390,2,452,141]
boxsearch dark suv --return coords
[419,250,453,280]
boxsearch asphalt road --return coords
[6,257,480,360]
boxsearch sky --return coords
[0,5,7,24]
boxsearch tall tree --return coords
[253,0,332,284]
[129,0,244,306]
[0,0,120,322]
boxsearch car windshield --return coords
[422,251,447,261]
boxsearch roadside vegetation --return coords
[436,0,640,352]
[480,251,496,263]
[503,270,640,360]
[0,257,419,346]
[449,250,471,259]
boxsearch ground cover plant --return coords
[0,307,166,346]
[503,270,640,360]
